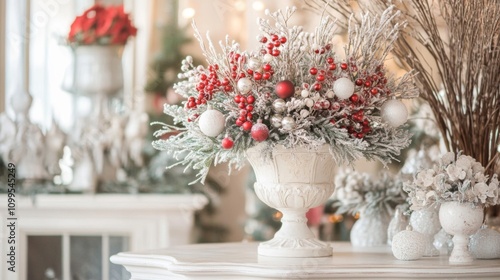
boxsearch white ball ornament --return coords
[381,99,409,127]
[237,77,253,94]
[469,226,500,259]
[301,89,310,98]
[198,108,225,137]
[263,53,273,62]
[333,77,355,100]
[391,227,426,261]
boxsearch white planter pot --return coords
[439,201,484,264]
[351,209,391,247]
[63,45,124,96]
[246,143,335,257]
[410,205,441,256]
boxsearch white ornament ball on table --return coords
[333,77,355,100]
[469,226,500,259]
[391,227,426,261]
[381,99,408,127]
[281,116,296,130]
[237,77,253,94]
[272,98,287,113]
[198,108,225,137]
[270,114,283,128]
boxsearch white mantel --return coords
[0,193,208,280]
[111,242,500,279]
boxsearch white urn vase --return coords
[439,201,484,264]
[246,143,335,257]
[63,45,124,96]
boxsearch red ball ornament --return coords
[242,121,253,131]
[275,80,295,99]
[222,136,234,149]
[309,67,318,75]
[250,120,269,142]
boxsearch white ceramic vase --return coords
[410,205,441,256]
[246,143,336,257]
[350,209,391,247]
[439,201,484,264]
[63,45,124,96]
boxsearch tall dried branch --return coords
[307,0,500,176]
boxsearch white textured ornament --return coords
[381,99,408,127]
[281,116,296,130]
[270,114,283,128]
[301,90,310,98]
[237,77,253,94]
[272,99,287,113]
[198,109,225,137]
[391,228,426,261]
[410,206,441,257]
[469,226,500,259]
[300,109,310,118]
[333,77,355,100]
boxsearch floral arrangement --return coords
[403,152,500,210]
[68,4,137,46]
[153,7,419,183]
[333,169,407,215]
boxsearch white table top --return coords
[110,242,500,279]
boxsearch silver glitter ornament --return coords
[281,116,296,130]
[237,77,253,94]
[247,57,262,71]
[270,114,283,128]
[272,98,287,113]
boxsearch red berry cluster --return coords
[233,94,256,131]
[247,62,274,81]
[308,49,336,92]
[260,34,286,57]
[229,52,247,80]
[187,64,234,110]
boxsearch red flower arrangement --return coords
[68,4,137,46]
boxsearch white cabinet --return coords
[0,194,207,280]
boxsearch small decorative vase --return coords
[63,45,124,96]
[439,201,484,264]
[410,204,441,256]
[246,143,335,257]
[350,208,391,247]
